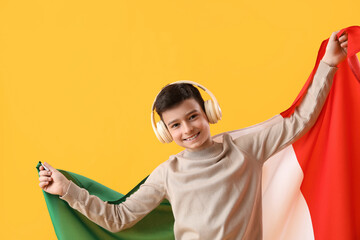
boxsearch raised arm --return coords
[234,31,348,163]
[39,162,166,232]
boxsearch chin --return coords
[185,139,210,152]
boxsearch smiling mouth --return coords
[184,132,200,141]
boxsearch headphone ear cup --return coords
[212,100,222,121]
[156,120,173,143]
[205,100,216,124]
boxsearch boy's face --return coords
[162,98,213,152]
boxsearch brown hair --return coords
[154,83,205,119]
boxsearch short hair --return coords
[154,83,205,119]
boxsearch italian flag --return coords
[259,26,360,239]
[37,26,360,240]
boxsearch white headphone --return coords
[151,80,222,143]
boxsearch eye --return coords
[171,123,180,129]
[189,114,198,120]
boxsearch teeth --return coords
[185,133,199,141]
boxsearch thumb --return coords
[43,162,57,172]
[329,31,339,42]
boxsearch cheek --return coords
[199,119,210,131]
[169,129,181,141]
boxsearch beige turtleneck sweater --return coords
[60,61,337,239]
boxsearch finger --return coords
[39,176,52,182]
[40,165,44,170]
[39,170,51,176]
[39,176,52,181]
[341,41,348,48]
[338,35,347,42]
[338,34,347,42]
[43,162,56,172]
[39,182,49,188]
[329,31,338,41]
[39,170,52,176]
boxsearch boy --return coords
[39,30,348,239]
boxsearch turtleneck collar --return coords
[182,140,224,160]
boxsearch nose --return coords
[183,121,194,134]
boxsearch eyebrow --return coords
[167,109,199,127]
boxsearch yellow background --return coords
[0,0,358,239]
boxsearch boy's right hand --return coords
[322,30,348,67]
[39,162,70,196]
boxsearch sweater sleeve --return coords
[234,60,337,163]
[59,164,166,233]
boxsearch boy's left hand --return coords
[322,30,348,67]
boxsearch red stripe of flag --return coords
[281,26,360,240]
